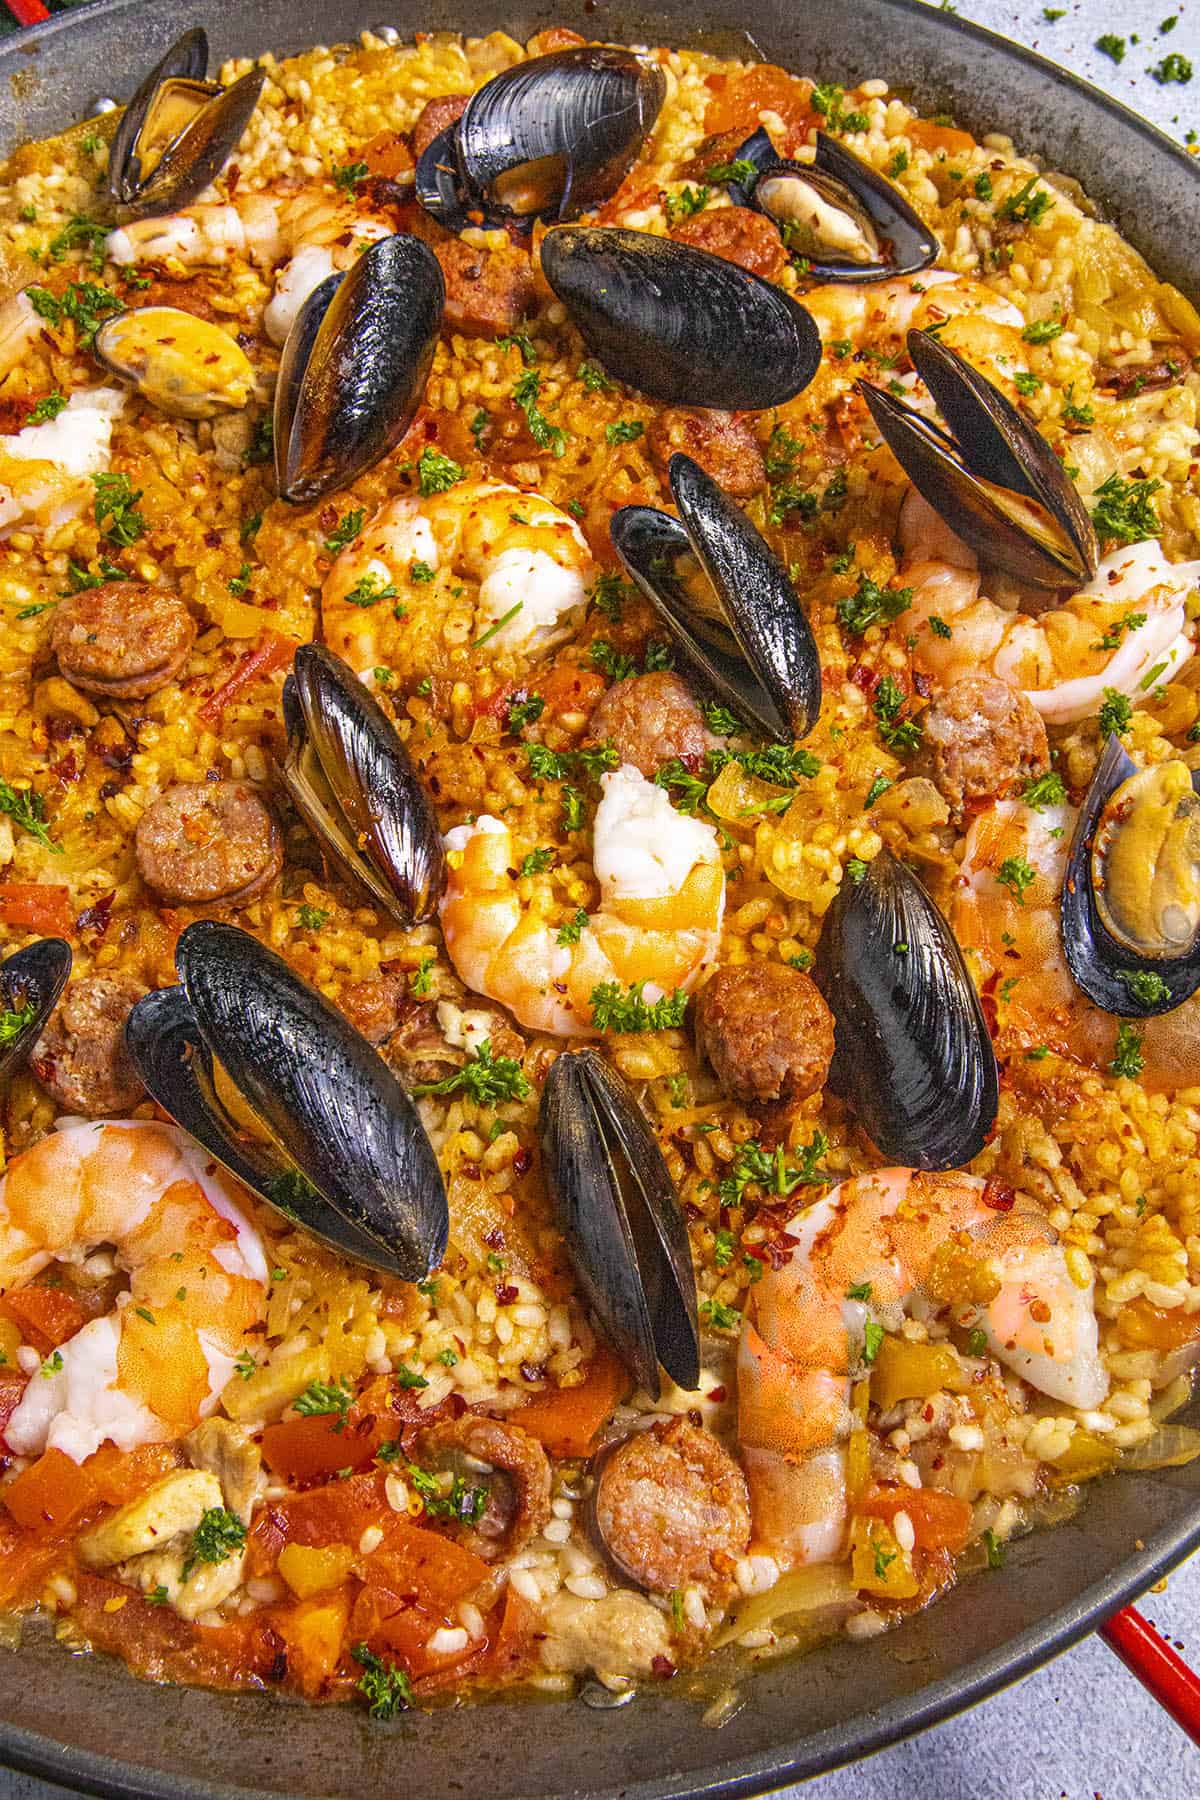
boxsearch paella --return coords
[0,20,1194,1720]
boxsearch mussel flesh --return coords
[1062,735,1200,1017]
[107,28,264,222]
[126,922,448,1280]
[94,307,254,418]
[728,127,937,282]
[274,234,443,506]
[539,1048,699,1397]
[539,226,821,411]
[610,451,821,742]
[859,329,1097,588]
[814,849,999,1169]
[0,938,71,1085]
[282,643,445,925]
[415,46,665,232]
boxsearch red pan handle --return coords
[1100,1605,1200,1744]
[2,1,51,25]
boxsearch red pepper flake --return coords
[982,1179,1016,1213]
[650,1655,676,1678]
[512,1148,532,1177]
[706,1385,727,1402]
[495,1283,518,1305]
[198,631,296,724]
[75,890,114,936]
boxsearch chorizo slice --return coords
[921,674,1049,815]
[695,961,835,1107]
[672,206,788,280]
[32,973,147,1116]
[411,93,470,162]
[415,1415,552,1560]
[593,1419,751,1595]
[434,238,537,339]
[588,671,712,779]
[647,407,766,497]
[52,583,195,702]
[135,781,282,906]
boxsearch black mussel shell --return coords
[0,938,71,1084]
[125,985,400,1274]
[108,26,209,208]
[748,132,937,283]
[539,1048,699,1399]
[1062,735,1200,1017]
[282,644,445,926]
[111,53,264,223]
[611,452,821,742]
[172,921,448,1280]
[416,46,665,233]
[275,234,443,505]
[540,226,821,410]
[716,125,776,208]
[815,850,999,1169]
[859,329,1097,588]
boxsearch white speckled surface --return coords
[0,3,1198,1796]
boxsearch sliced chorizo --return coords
[647,407,765,497]
[672,206,788,280]
[593,1419,751,1595]
[411,93,470,162]
[587,671,711,779]
[695,961,835,1107]
[52,583,195,701]
[434,238,537,339]
[135,780,282,906]
[32,974,147,1116]
[921,675,1049,814]
[415,1415,552,1560]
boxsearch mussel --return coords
[274,234,443,506]
[107,27,264,222]
[859,329,1097,588]
[0,938,71,1085]
[1062,735,1200,1017]
[94,307,254,418]
[125,922,448,1281]
[539,226,822,411]
[539,1048,699,1397]
[415,46,665,232]
[815,850,999,1169]
[610,451,821,742]
[725,127,937,282]
[282,644,445,925]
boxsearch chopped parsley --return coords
[967,1326,989,1356]
[182,1507,246,1580]
[293,1377,353,1426]
[663,184,710,222]
[1021,317,1063,344]
[394,1364,429,1391]
[324,508,364,556]
[417,447,464,495]
[146,1585,171,1606]
[27,391,66,425]
[344,571,399,608]
[244,415,274,466]
[412,1039,531,1105]
[589,981,689,1034]
[1096,33,1126,62]
[929,614,953,639]
[92,471,144,547]
[406,1462,489,1525]
[1110,1022,1146,1079]
[705,156,759,184]
[1090,472,1160,544]
[332,159,368,190]
[974,171,994,201]
[996,853,1035,903]
[998,176,1054,226]
[40,1350,63,1378]
[353,1643,415,1719]
[234,1350,257,1381]
[0,779,58,852]
[513,369,566,456]
[809,82,869,134]
[836,573,913,635]
[410,560,435,583]
[873,1537,897,1578]
[846,1281,872,1302]
[1150,52,1192,82]
[864,774,892,808]
[699,1298,742,1332]
[1020,770,1066,809]
[1014,371,1042,396]
[873,675,922,754]
[240,510,263,544]
[578,360,614,393]
[718,1133,830,1206]
[560,785,585,832]
[520,847,555,877]
[555,908,589,946]
[227,562,252,597]
[888,148,909,177]
[590,570,635,622]
[605,418,644,447]
[496,330,537,364]
[506,691,545,733]
[295,904,328,932]
[26,279,123,348]
[1062,384,1094,426]
[410,959,434,998]
[0,1001,34,1046]
[701,701,740,736]
[982,1528,1005,1569]
[862,1321,885,1366]
[1120,969,1170,1006]
[591,639,638,683]
[1098,687,1134,737]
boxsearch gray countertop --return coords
[0,2,1198,1796]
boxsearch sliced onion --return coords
[1120,1421,1200,1471]
[713,1562,857,1647]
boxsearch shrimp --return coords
[898,491,1200,724]
[737,1166,1107,1567]
[0,387,125,538]
[1,1119,268,1463]
[104,187,393,344]
[322,479,594,683]
[953,797,1200,1089]
[440,763,724,1035]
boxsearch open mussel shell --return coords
[108,26,209,208]
[163,921,445,1279]
[1062,735,1200,1017]
[0,937,71,1084]
[540,226,821,410]
[859,329,1097,588]
[815,850,999,1169]
[94,306,254,418]
[282,644,445,926]
[741,130,937,282]
[275,234,443,506]
[539,1048,699,1399]
[125,985,399,1274]
[611,452,821,742]
[415,45,665,232]
[109,34,264,223]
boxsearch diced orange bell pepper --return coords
[1117,1297,1200,1353]
[0,883,73,935]
[907,118,977,155]
[361,129,415,180]
[261,1414,380,1483]
[368,1517,490,1613]
[2,1286,87,1353]
[485,1584,536,1682]
[278,1542,356,1600]
[516,1345,629,1457]
[857,1485,974,1553]
[269,1589,352,1698]
[5,1447,97,1533]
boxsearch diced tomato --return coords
[274,1470,389,1550]
[536,661,608,723]
[260,1414,381,1484]
[857,1485,974,1553]
[484,1584,536,1683]
[368,1517,490,1612]
[0,1518,71,1608]
[907,119,976,155]
[84,1442,180,1507]
[516,1345,630,1457]
[268,1589,352,1697]
[5,1448,97,1532]
[2,1286,87,1353]
[361,129,415,180]
[1117,1297,1200,1353]
[0,883,73,935]
[198,631,296,723]
[704,65,815,137]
